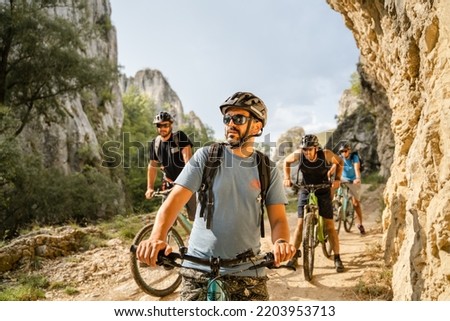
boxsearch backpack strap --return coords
[255,150,271,238]
[198,143,224,229]
[154,132,181,162]
[154,135,162,162]
[171,131,180,153]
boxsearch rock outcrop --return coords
[328,0,450,300]
[18,0,123,174]
[327,87,381,175]
[119,69,205,132]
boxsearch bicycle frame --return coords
[333,182,355,233]
[296,183,333,281]
[306,192,326,244]
[154,188,193,235]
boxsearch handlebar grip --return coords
[130,244,180,269]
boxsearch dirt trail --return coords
[40,183,384,301]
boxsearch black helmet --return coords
[153,111,174,124]
[219,92,268,127]
[338,143,351,152]
[300,135,320,148]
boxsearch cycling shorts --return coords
[297,188,333,220]
[179,267,269,301]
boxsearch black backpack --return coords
[198,143,271,237]
[350,151,365,173]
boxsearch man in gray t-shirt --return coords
[136,92,296,301]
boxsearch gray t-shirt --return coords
[175,145,287,276]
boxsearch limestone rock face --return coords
[119,69,204,131]
[328,88,381,175]
[328,0,450,300]
[120,69,183,122]
[19,0,123,174]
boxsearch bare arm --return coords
[283,150,301,187]
[353,160,362,184]
[181,145,193,164]
[137,184,193,267]
[324,149,344,189]
[145,160,159,199]
[267,204,296,266]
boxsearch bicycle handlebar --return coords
[292,182,331,191]
[130,245,297,271]
[151,188,174,198]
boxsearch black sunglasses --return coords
[223,114,253,125]
[156,123,171,128]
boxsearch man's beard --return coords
[225,127,242,146]
[160,130,171,139]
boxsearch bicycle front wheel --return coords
[332,199,342,233]
[321,219,334,259]
[302,213,316,281]
[344,200,355,232]
[130,224,184,297]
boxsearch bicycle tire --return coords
[344,200,355,232]
[302,213,316,281]
[332,199,342,233]
[130,223,184,297]
[321,219,333,259]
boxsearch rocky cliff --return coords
[18,0,123,174]
[119,69,205,132]
[326,87,382,175]
[328,0,450,300]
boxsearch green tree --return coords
[121,87,157,212]
[0,0,118,136]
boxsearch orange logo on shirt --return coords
[250,179,261,190]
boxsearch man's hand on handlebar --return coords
[283,178,292,188]
[145,188,155,199]
[136,239,172,267]
[273,239,297,267]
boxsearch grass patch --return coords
[353,268,393,300]
[352,242,393,301]
[0,274,83,300]
[97,213,148,242]
[0,275,48,301]
[364,172,386,188]
[48,281,79,296]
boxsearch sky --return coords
[109,0,360,143]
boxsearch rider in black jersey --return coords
[283,134,345,272]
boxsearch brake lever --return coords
[248,252,297,271]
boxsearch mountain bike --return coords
[130,245,296,301]
[295,183,334,281]
[332,182,355,233]
[129,188,193,297]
